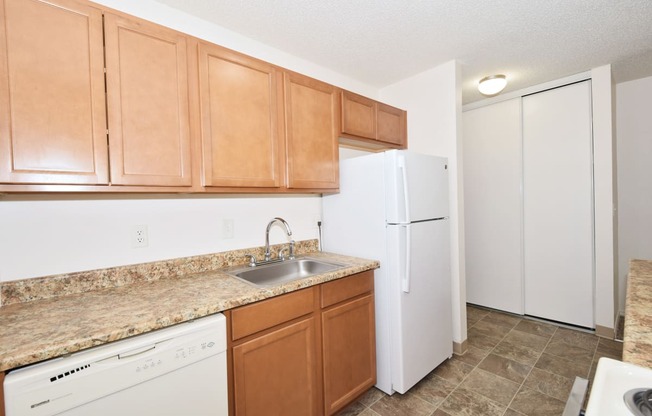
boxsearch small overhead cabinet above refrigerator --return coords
[463,80,595,329]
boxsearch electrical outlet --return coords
[313,214,322,228]
[132,225,148,248]
[223,219,234,239]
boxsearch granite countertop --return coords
[0,248,379,372]
[623,259,652,368]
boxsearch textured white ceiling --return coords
[153,0,652,104]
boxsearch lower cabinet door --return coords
[232,317,320,416]
[321,294,376,415]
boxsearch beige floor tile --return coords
[509,387,566,416]
[551,327,599,351]
[467,328,502,350]
[482,311,522,329]
[337,401,368,416]
[597,337,623,357]
[370,392,436,416]
[359,408,381,416]
[502,328,551,352]
[523,367,574,402]
[438,388,506,416]
[357,388,386,407]
[534,352,591,380]
[492,340,542,366]
[514,320,557,338]
[471,319,513,340]
[459,368,520,405]
[456,345,490,366]
[503,409,527,416]
[432,357,474,384]
[478,353,532,384]
[466,305,490,324]
[338,307,607,416]
[544,339,595,361]
[410,373,457,406]
[431,409,453,416]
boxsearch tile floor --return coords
[337,304,623,416]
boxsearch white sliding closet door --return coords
[463,98,523,314]
[522,81,594,328]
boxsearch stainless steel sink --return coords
[228,258,345,287]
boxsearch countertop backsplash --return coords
[0,239,319,307]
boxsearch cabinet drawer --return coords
[321,271,373,308]
[231,287,316,340]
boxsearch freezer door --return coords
[387,220,452,393]
[385,150,449,223]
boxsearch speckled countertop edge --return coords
[623,259,652,368]
[0,251,379,372]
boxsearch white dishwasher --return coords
[4,313,228,416]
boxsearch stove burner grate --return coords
[624,388,652,416]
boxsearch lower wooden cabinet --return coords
[322,295,376,415]
[228,270,376,416]
[232,317,320,415]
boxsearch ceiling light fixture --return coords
[478,74,507,96]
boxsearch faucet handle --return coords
[244,254,257,267]
[278,247,288,261]
[289,240,295,260]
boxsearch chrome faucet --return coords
[264,217,295,261]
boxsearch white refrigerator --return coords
[322,150,452,395]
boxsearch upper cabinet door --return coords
[341,90,376,140]
[104,13,192,187]
[376,102,407,147]
[284,72,339,190]
[0,0,108,184]
[198,43,283,188]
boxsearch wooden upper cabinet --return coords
[104,13,192,187]
[377,102,407,147]
[339,89,407,149]
[198,43,283,188]
[0,0,108,184]
[341,90,376,140]
[284,72,339,190]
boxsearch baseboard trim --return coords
[595,324,615,339]
[453,339,468,355]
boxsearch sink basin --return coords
[228,258,346,287]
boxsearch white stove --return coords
[585,358,652,416]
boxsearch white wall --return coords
[0,0,381,282]
[591,65,617,331]
[378,61,467,346]
[0,194,321,281]
[616,75,652,313]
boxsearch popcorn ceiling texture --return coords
[152,0,652,103]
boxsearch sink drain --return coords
[624,388,652,416]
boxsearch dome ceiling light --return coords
[478,74,507,96]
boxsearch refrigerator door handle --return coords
[398,155,411,223]
[402,224,411,293]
